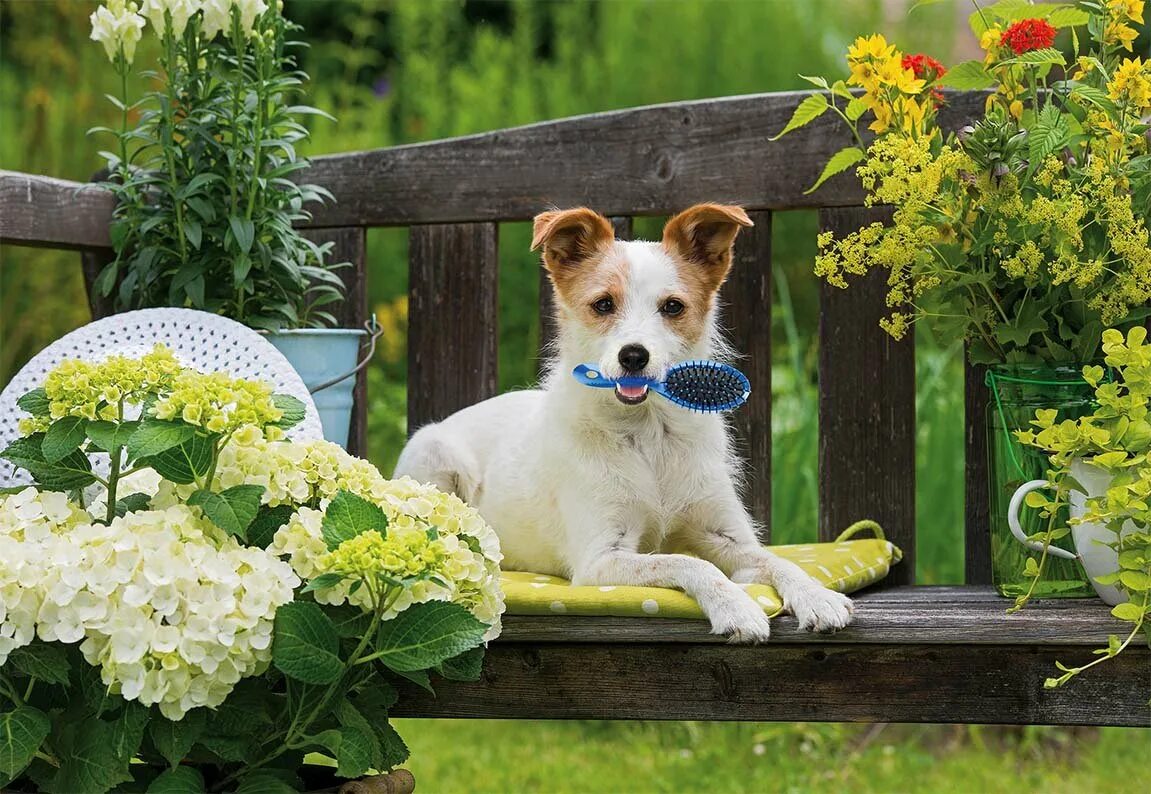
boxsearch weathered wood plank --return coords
[304,227,368,457]
[494,587,1127,646]
[0,170,114,250]
[723,210,772,534]
[965,352,993,584]
[817,207,916,585]
[393,641,1149,725]
[538,216,632,378]
[300,91,988,227]
[408,223,499,433]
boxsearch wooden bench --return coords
[1,90,1147,727]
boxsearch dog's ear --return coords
[531,208,615,272]
[662,204,753,276]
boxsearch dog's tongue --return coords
[616,383,649,399]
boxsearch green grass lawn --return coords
[393,720,1148,793]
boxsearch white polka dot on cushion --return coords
[530,582,548,589]
[641,599,659,614]
[598,586,616,592]
[549,601,567,613]
[756,595,774,607]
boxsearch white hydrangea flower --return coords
[0,490,299,720]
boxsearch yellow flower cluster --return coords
[1104,0,1144,51]
[1108,57,1151,110]
[846,34,928,135]
[19,344,183,434]
[152,369,284,436]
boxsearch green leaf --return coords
[0,435,45,469]
[229,216,256,254]
[1119,570,1151,592]
[1028,104,1070,168]
[437,646,485,682]
[373,601,488,673]
[7,643,70,686]
[845,96,868,122]
[769,93,829,140]
[271,394,306,430]
[371,719,410,771]
[233,770,299,794]
[146,765,206,794]
[302,572,345,594]
[16,388,50,417]
[148,708,206,769]
[334,702,378,778]
[1111,602,1144,622]
[322,490,388,551]
[248,504,296,549]
[115,492,152,517]
[937,59,996,90]
[1046,7,1090,28]
[188,485,264,541]
[999,48,1066,67]
[87,420,139,454]
[0,707,51,781]
[273,601,343,684]
[6,436,97,491]
[42,416,89,464]
[804,146,865,194]
[51,713,140,793]
[128,419,196,460]
[140,433,216,485]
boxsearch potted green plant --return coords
[772,0,1151,596]
[1007,326,1150,689]
[0,343,503,792]
[88,0,365,447]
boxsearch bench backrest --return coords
[0,90,997,588]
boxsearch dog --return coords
[394,204,853,641]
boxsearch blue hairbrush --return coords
[572,360,751,413]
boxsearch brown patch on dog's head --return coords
[661,203,753,296]
[532,208,623,329]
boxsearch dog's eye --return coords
[660,299,685,316]
[592,297,615,315]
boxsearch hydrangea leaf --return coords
[0,707,51,781]
[188,485,264,541]
[322,490,388,551]
[42,416,89,464]
[6,436,97,491]
[148,709,206,769]
[87,420,140,454]
[233,770,299,794]
[128,419,196,460]
[372,601,487,673]
[50,715,137,793]
[115,492,152,517]
[7,643,70,686]
[273,601,343,684]
[271,394,306,430]
[145,765,206,793]
[247,504,296,549]
[16,388,50,417]
[140,433,216,484]
[436,646,485,682]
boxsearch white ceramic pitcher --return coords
[1008,461,1136,606]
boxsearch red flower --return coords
[902,53,947,107]
[1000,18,1057,55]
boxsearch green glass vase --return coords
[986,364,1095,598]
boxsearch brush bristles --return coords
[663,361,749,413]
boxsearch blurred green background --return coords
[1,2,1146,790]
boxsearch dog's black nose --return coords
[618,344,650,373]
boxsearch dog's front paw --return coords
[787,587,854,633]
[708,599,773,644]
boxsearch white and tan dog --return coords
[395,204,853,641]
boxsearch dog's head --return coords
[532,203,752,405]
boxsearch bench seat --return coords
[393,586,1151,726]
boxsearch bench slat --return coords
[492,586,1124,646]
[723,210,773,533]
[407,223,500,434]
[392,640,1149,726]
[817,207,916,584]
[965,354,994,584]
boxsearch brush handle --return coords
[571,364,653,389]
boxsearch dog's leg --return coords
[681,485,854,633]
[570,531,774,643]
[393,424,483,504]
